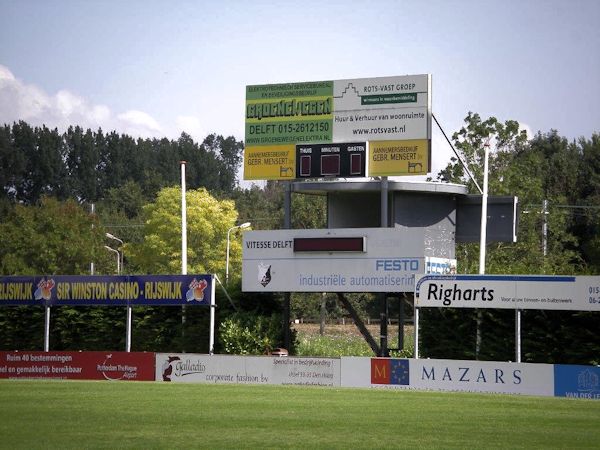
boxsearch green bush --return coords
[295,334,373,357]
[295,331,415,358]
[219,312,286,355]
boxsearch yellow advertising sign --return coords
[368,139,430,176]
[243,145,296,180]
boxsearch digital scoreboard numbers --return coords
[295,142,366,179]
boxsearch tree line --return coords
[0,121,242,207]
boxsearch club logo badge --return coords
[258,263,272,287]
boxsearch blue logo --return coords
[390,359,410,385]
[554,364,600,399]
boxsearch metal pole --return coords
[478,143,490,274]
[226,223,251,286]
[284,182,291,229]
[515,309,521,363]
[476,142,490,359]
[380,176,389,357]
[379,294,389,357]
[181,161,188,276]
[283,182,292,351]
[90,203,95,275]
[209,275,216,354]
[226,227,232,285]
[542,199,548,258]
[414,306,420,359]
[44,306,51,352]
[320,292,326,335]
[106,233,130,352]
[106,233,124,271]
[181,161,187,352]
[380,176,388,227]
[126,306,132,352]
[104,246,120,274]
[398,294,405,351]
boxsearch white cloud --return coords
[175,115,207,142]
[0,66,16,82]
[117,110,162,137]
[0,64,164,139]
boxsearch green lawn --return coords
[1,380,598,449]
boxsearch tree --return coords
[291,192,327,229]
[122,186,248,352]
[574,133,600,271]
[0,124,23,205]
[126,186,243,279]
[233,181,285,230]
[0,197,109,275]
[202,134,244,193]
[0,197,117,351]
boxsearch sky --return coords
[1,0,599,178]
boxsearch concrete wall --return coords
[393,193,456,259]
[327,191,456,259]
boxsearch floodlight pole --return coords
[209,276,216,354]
[226,222,251,285]
[476,142,490,360]
[181,161,187,353]
[478,143,490,275]
[181,161,188,276]
[90,203,95,275]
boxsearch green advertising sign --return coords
[245,81,334,146]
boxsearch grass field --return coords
[1,380,599,449]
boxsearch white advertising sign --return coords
[341,357,555,397]
[408,359,554,396]
[332,75,431,142]
[242,228,427,293]
[156,353,340,386]
[425,257,457,274]
[415,274,600,311]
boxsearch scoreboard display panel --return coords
[296,142,366,178]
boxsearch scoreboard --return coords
[296,142,366,178]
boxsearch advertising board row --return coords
[244,74,432,180]
[5,351,595,399]
[0,275,214,306]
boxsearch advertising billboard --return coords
[244,75,431,180]
[341,357,555,397]
[0,275,214,306]
[554,364,600,399]
[242,228,428,293]
[0,351,155,381]
[156,353,340,387]
[368,139,430,176]
[415,274,600,311]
